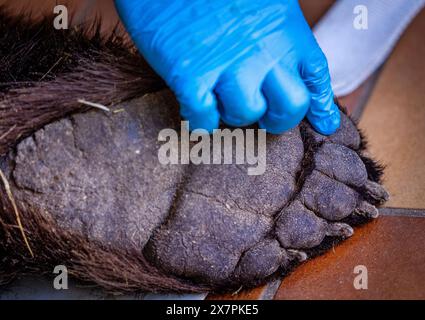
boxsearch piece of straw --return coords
[0,168,34,257]
[77,99,111,112]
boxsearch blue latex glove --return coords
[115,0,340,135]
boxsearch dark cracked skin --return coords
[0,90,389,287]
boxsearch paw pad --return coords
[3,93,388,290]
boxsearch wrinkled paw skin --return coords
[2,92,389,290]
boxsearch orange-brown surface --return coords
[274,215,425,300]
[359,10,425,209]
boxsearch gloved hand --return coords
[115,0,340,135]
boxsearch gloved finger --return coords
[300,47,340,135]
[214,58,269,127]
[259,62,311,134]
[176,79,220,133]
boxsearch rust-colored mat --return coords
[359,10,425,209]
[274,215,425,300]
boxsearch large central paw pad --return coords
[2,91,388,289]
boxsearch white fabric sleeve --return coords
[314,0,425,96]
